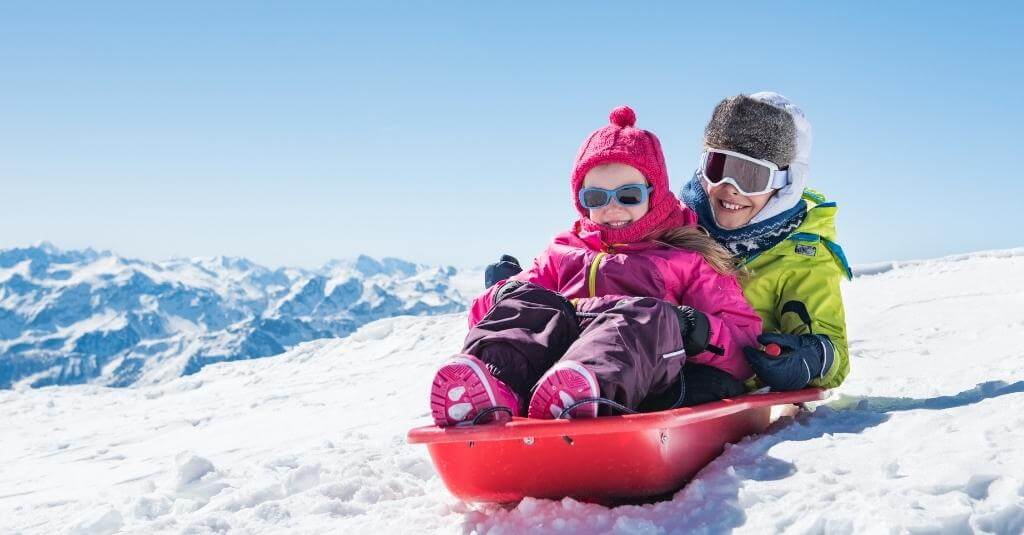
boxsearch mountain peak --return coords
[31,240,61,254]
[319,255,421,278]
[0,244,477,389]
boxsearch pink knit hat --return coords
[572,106,688,244]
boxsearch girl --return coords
[680,92,852,391]
[430,106,762,427]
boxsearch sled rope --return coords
[558,369,687,418]
[557,397,636,419]
[470,406,515,425]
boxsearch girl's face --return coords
[582,163,650,229]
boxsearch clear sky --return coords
[2,1,1022,269]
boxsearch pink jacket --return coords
[469,215,761,380]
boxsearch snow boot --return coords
[528,361,601,419]
[430,354,522,427]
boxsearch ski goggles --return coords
[698,148,790,196]
[578,184,653,209]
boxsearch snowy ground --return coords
[3,250,1024,534]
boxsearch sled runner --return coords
[408,387,827,503]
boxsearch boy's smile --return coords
[706,182,774,230]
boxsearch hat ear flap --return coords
[642,131,663,183]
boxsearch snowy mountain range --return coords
[3,248,1022,533]
[0,243,481,389]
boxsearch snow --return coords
[2,309,125,353]
[2,250,1024,533]
[0,259,31,284]
[851,247,1024,278]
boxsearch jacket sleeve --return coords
[675,257,763,381]
[467,245,560,328]
[776,260,850,389]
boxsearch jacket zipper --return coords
[587,252,608,297]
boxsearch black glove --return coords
[493,279,576,320]
[484,254,522,288]
[493,279,525,303]
[743,333,835,391]
[672,306,721,356]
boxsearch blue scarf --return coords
[680,174,807,261]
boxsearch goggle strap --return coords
[770,169,790,189]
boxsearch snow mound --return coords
[2,250,1024,533]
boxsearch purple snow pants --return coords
[462,282,689,413]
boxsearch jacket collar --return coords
[556,221,664,253]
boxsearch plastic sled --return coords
[408,387,827,503]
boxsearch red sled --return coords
[408,388,827,504]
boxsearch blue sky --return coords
[2,2,1022,269]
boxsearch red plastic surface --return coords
[408,388,826,503]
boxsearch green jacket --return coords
[741,189,852,389]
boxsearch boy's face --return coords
[704,181,774,230]
[582,163,650,229]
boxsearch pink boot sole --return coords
[430,355,519,427]
[528,361,601,420]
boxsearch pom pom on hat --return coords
[573,105,663,200]
[609,106,636,128]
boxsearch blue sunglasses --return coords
[578,184,653,209]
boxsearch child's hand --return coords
[491,281,576,320]
[672,305,721,356]
[484,255,522,288]
[743,333,835,391]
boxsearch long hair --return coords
[654,225,740,276]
